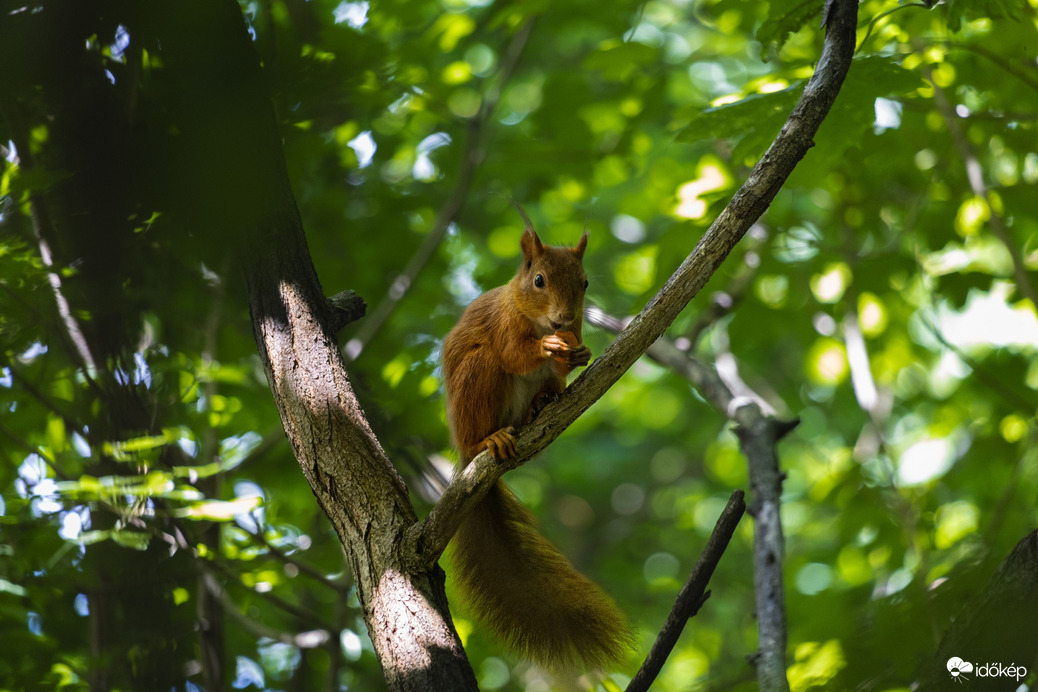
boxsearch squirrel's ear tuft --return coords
[520,227,544,260]
[511,198,543,261]
[509,198,535,232]
[573,230,588,259]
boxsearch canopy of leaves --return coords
[1,0,1036,690]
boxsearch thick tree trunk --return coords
[149,1,478,688]
[241,217,476,691]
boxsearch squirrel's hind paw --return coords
[481,426,517,459]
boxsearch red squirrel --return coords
[441,215,629,670]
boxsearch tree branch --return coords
[929,72,1038,310]
[737,411,797,692]
[915,530,1038,691]
[413,0,859,568]
[199,571,332,649]
[627,490,746,692]
[241,516,352,595]
[584,306,773,419]
[588,305,797,688]
[0,100,103,391]
[157,1,479,687]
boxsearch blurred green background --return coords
[1,0,1036,689]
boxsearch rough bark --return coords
[242,219,476,691]
[736,414,798,692]
[152,1,478,689]
[164,0,859,687]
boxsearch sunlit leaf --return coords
[757,0,825,58]
[676,87,800,156]
[179,495,262,521]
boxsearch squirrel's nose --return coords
[553,313,574,330]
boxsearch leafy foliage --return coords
[1,0,1037,690]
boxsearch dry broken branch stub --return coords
[327,289,367,333]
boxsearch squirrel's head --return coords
[514,224,588,333]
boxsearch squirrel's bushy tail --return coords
[450,480,630,670]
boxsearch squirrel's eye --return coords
[534,274,545,288]
[583,279,589,290]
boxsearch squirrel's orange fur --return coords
[442,224,630,670]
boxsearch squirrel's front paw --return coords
[566,343,591,367]
[540,334,568,359]
[545,331,591,367]
[481,426,517,460]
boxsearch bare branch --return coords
[241,516,352,595]
[0,100,102,386]
[584,306,767,418]
[929,72,1038,310]
[199,571,332,648]
[204,554,337,630]
[627,490,746,692]
[344,19,536,361]
[327,290,367,333]
[413,0,859,568]
[589,304,796,689]
[737,410,797,692]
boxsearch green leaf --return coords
[757,0,826,57]
[179,495,262,521]
[0,578,27,597]
[583,41,658,82]
[804,56,929,168]
[846,55,927,97]
[676,87,801,162]
[110,529,152,551]
[103,433,173,461]
[944,0,1022,32]
[74,530,112,546]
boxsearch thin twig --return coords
[946,41,1038,95]
[0,100,103,390]
[626,490,746,692]
[583,306,771,419]
[344,18,536,361]
[684,223,768,348]
[855,2,930,54]
[204,551,337,630]
[1,373,79,480]
[242,518,351,594]
[928,72,1038,310]
[199,571,332,648]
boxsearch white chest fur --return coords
[500,360,554,429]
